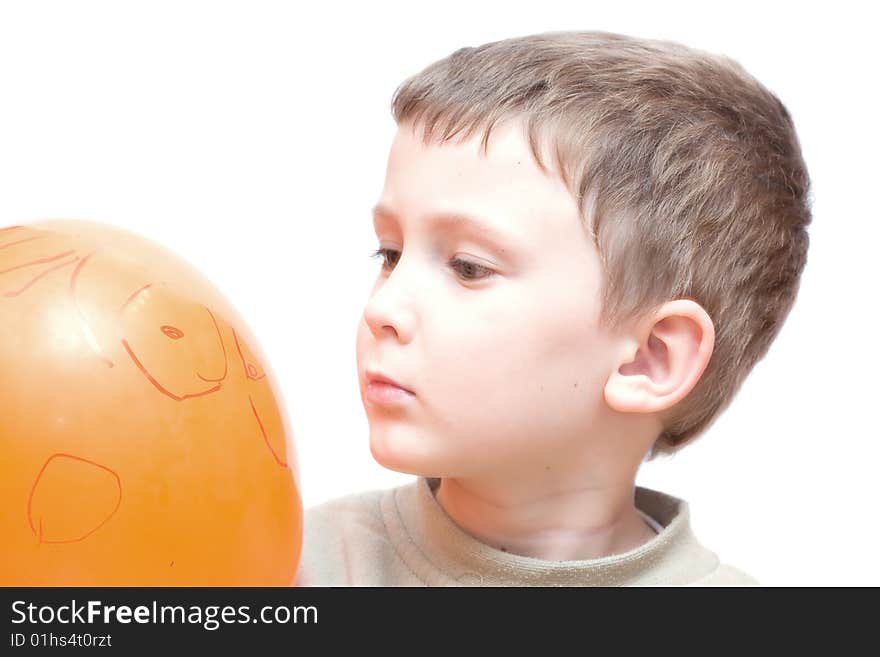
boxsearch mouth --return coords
[365,370,413,393]
[365,369,415,406]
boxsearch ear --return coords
[604,299,715,414]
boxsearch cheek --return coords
[420,313,531,434]
[425,296,606,427]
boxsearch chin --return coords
[368,428,435,477]
[368,434,415,474]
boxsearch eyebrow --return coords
[371,203,515,252]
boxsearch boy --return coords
[296,30,811,586]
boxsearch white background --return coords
[1,1,876,586]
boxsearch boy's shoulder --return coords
[300,485,388,547]
[636,487,760,587]
[302,485,386,526]
[690,563,761,587]
[294,484,405,586]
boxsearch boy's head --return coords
[355,30,811,477]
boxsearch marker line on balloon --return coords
[27,453,123,544]
[0,250,76,276]
[119,282,154,314]
[3,256,79,297]
[233,328,267,381]
[195,306,229,383]
[119,285,227,398]
[249,395,289,469]
[0,235,46,250]
[121,338,222,400]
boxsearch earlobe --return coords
[604,299,715,415]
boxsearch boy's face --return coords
[356,119,619,479]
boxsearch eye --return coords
[370,247,400,271]
[450,257,494,281]
[370,247,494,282]
[161,325,184,340]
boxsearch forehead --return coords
[377,120,583,248]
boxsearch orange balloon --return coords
[0,220,302,585]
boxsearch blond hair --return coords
[390,31,812,459]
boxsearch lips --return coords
[365,370,414,394]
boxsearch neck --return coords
[433,471,658,561]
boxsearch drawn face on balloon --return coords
[120,283,229,399]
[0,222,300,585]
[1,224,291,471]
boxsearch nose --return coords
[362,264,416,345]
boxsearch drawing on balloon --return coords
[2,224,290,545]
[27,453,122,545]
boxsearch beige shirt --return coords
[296,477,759,586]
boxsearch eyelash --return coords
[369,247,494,281]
